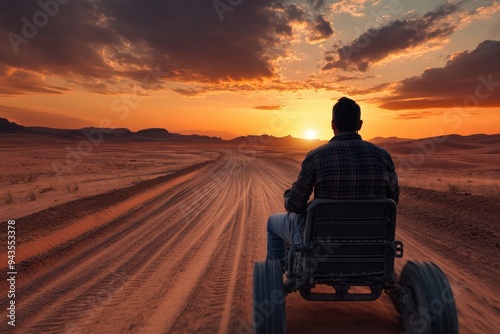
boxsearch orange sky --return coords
[1,0,499,140]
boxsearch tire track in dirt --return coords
[1,149,496,333]
[394,228,500,334]
[143,159,251,333]
[2,156,223,332]
[394,186,500,333]
[0,150,296,333]
[70,153,250,328]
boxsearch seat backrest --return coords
[303,199,397,281]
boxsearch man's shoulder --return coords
[306,141,332,158]
[309,137,387,151]
[307,137,392,158]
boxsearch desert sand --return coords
[1,133,499,333]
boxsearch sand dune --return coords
[379,135,498,155]
[0,143,498,333]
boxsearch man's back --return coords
[266,96,399,272]
[285,132,399,213]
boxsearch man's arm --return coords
[386,155,400,204]
[284,153,316,213]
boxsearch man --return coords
[267,97,399,271]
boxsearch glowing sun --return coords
[304,129,318,140]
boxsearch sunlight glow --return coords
[304,128,318,140]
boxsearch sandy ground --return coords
[0,138,499,333]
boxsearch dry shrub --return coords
[447,183,459,193]
[27,191,36,202]
[66,180,79,192]
[8,175,22,185]
[27,174,38,183]
[40,182,57,194]
[4,189,14,204]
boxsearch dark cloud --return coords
[376,40,500,110]
[392,110,443,120]
[345,82,390,95]
[310,15,334,42]
[283,4,333,43]
[78,81,115,95]
[307,0,326,11]
[0,0,293,94]
[335,74,376,82]
[0,1,119,79]
[285,4,307,22]
[0,1,341,96]
[322,3,460,72]
[172,88,205,97]
[254,105,284,110]
[0,66,70,96]
[102,0,292,81]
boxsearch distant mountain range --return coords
[2,118,499,151]
[0,118,324,146]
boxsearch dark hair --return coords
[332,97,361,132]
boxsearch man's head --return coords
[332,97,363,134]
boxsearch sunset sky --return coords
[1,0,499,140]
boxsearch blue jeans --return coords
[266,212,306,271]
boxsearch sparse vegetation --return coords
[40,182,57,194]
[65,180,80,192]
[444,181,500,196]
[132,176,143,184]
[8,174,22,185]
[447,183,459,194]
[27,191,36,202]
[477,183,500,197]
[409,178,500,197]
[3,189,14,204]
[27,173,38,183]
[7,173,40,184]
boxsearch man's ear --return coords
[357,119,363,131]
[332,120,336,131]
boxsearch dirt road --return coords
[1,149,498,333]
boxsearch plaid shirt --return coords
[285,133,399,213]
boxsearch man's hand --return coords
[283,189,291,211]
[283,188,291,200]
